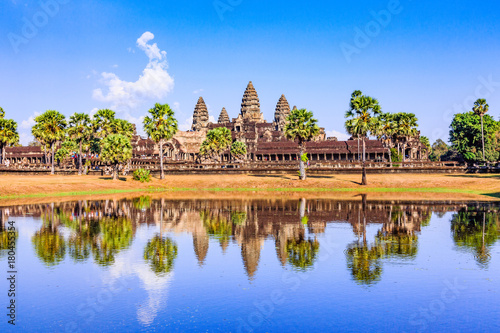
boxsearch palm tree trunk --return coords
[78,141,83,176]
[362,138,367,185]
[51,142,55,175]
[159,140,164,180]
[481,115,485,162]
[299,144,306,180]
[113,164,118,180]
[0,145,4,165]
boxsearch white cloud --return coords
[92,32,174,112]
[193,89,204,95]
[179,116,193,131]
[20,111,40,130]
[112,64,119,68]
[325,129,350,141]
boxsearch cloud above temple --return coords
[92,32,174,112]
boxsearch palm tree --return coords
[32,110,67,175]
[68,113,92,175]
[230,140,247,162]
[111,119,135,139]
[100,134,133,180]
[0,117,19,165]
[393,113,418,162]
[372,113,395,163]
[473,99,489,162]
[199,127,232,163]
[143,103,178,179]
[93,109,116,138]
[0,107,4,119]
[345,91,381,185]
[284,108,320,180]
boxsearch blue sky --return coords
[1,0,499,144]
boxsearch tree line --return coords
[0,92,497,181]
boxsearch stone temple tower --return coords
[191,97,209,131]
[240,81,264,123]
[273,94,291,131]
[218,107,230,124]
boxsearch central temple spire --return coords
[240,81,264,123]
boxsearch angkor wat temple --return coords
[3,81,431,171]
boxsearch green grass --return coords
[0,186,496,201]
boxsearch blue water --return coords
[0,199,499,332]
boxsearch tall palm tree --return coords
[32,110,67,175]
[284,108,320,180]
[93,109,116,138]
[143,103,178,180]
[0,117,19,165]
[345,91,381,185]
[68,113,92,175]
[372,113,395,163]
[393,113,418,162]
[473,99,489,162]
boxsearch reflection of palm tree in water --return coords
[0,208,18,259]
[32,205,66,267]
[346,195,384,285]
[451,208,499,268]
[144,199,179,276]
[346,196,422,285]
[283,198,320,271]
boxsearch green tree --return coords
[93,109,116,138]
[392,113,419,162]
[345,91,381,185]
[100,134,133,180]
[0,107,4,119]
[55,139,78,165]
[199,127,232,163]
[144,235,178,275]
[68,113,92,175]
[0,114,19,165]
[32,110,67,174]
[230,140,247,161]
[143,103,178,179]
[429,139,449,161]
[472,99,489,162]
[284,108,320,180]
[111,118,135,139]
[449,112,500,162]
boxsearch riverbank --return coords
[1,173,499,206]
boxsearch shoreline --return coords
[3,173,499,205]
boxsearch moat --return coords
[1,198,499,332]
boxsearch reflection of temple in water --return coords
[1,199,498,279]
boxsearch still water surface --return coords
[1,198,499,332]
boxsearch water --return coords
[1,198,499,332]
